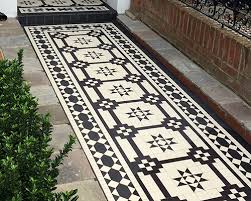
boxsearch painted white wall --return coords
[106,0,117,11]
[1,0,17,17]
[106,0,130,14]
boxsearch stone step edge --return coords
[117,14,251,144]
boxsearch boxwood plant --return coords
[0,50,78,201]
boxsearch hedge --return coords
[0,50,78,201]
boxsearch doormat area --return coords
[25,23,251,201]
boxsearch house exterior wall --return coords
[129,0,251,105]
[1,0,17,17]
[106,0,131,14]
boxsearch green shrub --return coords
[0,50,79,201]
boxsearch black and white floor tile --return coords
[25,23,251,201]
[18,0,109,13]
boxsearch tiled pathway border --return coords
[117,15,251,144]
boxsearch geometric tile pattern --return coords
[18,0,109,13]
[173,168,208,192]
[25,23,251,201]
[147,134,177,151]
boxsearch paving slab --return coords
[0,19,22,30]
[202,85,242,105]
[38,104,69,125]
[3,46,38,60]
[23,59,44,73]
[0,27,25,37]
[159,49,200,73]
[222,102,251,125]
[0,35,30,48]
[246,122,251,135]
[3,44,43,74]
[118,15,150,32]
[30,85,59,106]
[23,71,50,86]
[51,124,81,150]
[56,180,107,201]
[147,38,175,51]
[133,30,160,41]
[186,70,221,89]
[56,149,95,184]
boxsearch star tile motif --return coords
[74,37,92,45]
[147,134,177,152]
[126,107,153,121]
[174,168,207,192]
[96,66,117,76]
[110,85,133,97]
[84,50,103,59]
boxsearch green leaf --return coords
[0,50,78,201]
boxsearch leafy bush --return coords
[0,50,78,201]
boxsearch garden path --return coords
[1,8,251,200]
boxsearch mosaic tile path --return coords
[25,23,251,201]
[18,0,109,14]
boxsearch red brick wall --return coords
[130,0,251,105]
[130,0,142,14]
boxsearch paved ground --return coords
[24,21,251,201]
[0,18,106,201]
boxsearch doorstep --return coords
[117,14,251,144]
[17,0,117,26]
